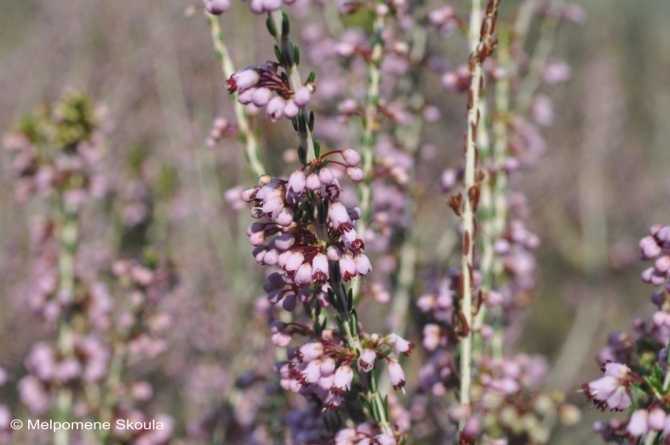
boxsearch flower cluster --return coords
[583,225,670,442]
[206,0,298,15]
[227,62,313,122]
[273,325,412,411]
[3,90,107,203]
[242,154,373,312]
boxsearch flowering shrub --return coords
[3,1,666,445]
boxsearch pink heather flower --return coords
[386,334,414,357]
[270,321,292,347]
[484,290,504,307]
[277,207,294,226]
[327,245,342,261]
[334,42,356,57]
[374,434,396,445]
[329,202,352,231]
[306,173,321,191]
[301,359,323,384]
[655,255,670,273]
[649,408,666,431]
[266,96,286,121]
[227,68,260,93]
[312,254,329,284]
[627,410,649,437]
[346,167,364,182]
[262,0,282,11]
[339,255,357,281]
[318,167,334,185]
[285,252,304,272]
[354,255,372,276]
[294,87,311,107]
[387,360,406,392]
[341,148,361,167]
[205,0,231,15]
[275,233,295,251]
[284,100,299,119]
[333,364,354,394]
[318,373,335,390]
[297,342,324,362]
[320,358,336,375]
[358,349,377,372]
[294,263,313,286]
[423,324,442,351]
[287,170,306,195]
[324,392,344,410]
[582,362,633,411]
[251,87,273,107]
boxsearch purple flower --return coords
[294,263,313,286]
[251,87,273,107]
[294,87,311,107]
[627,409,649,437]
[387,360,406,392]
[297,342,324,362]
[341,148,361,167]
[385,334,414,357]
[346,167,364,182]
[311,254,329,284]
[227,68,260,93]
[333,364,354,394]
[354,254,372,276]
[266,97,286,122]
[287,170,306,196]
[358,349,376,372]
[329,202,353,231]
[205,0,231,15]
[582,362,633,411]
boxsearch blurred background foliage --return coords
[1,0,670,443]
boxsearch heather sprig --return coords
[5,91,108,445]
[222,6,413,441]
[583,225,670,443]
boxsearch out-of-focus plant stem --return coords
[54,203,79,445]
[473,28,512,360]
[516,0,565,112]
[352,3,386,304]
[204,5,266,179]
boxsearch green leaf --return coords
[266,16,277,37]
[274,45,283,65]
[309,111,315,132]
[298,144,307,165]
[282,11,290,35]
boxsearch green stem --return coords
[515,0,565,112]
[351,4,386,304]
[204,5,266,179]
[54,204,78,445]
[268,10,316,163]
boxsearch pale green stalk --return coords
[516,0,565,111]
[204,6,266,179]
[352,3,387,303]
[54,203,79,445]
